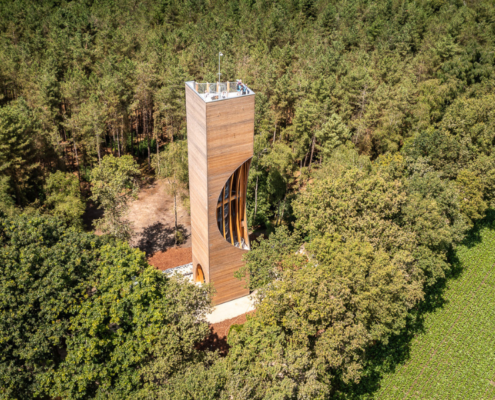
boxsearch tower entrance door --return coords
[195,264,205,283]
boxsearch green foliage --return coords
[247,171,273,228]
[295,149,468,286]
[45,171,85,229]
[90,155,140,241]
[294,167,408,250]
[64,95,107,164]
[441,95,495,157]
[133,138,157,158]
[403,129,461,179]
[402,94,495,224]
[315,114,351,162]
[152,140,188,185]
[455,169,487,224]
[2,1,495,398]
[0,214,212,399]
[470,154,495,209]
[51,243,211,399]
[149,357,227,400]
[225,236,423,398]
[0,176,15,215]
[0,98,39,207]
[403,169,468,284]
[3,0,495,227]
[222,148,471,396]
[237,226,304,291]
[0,214,103,399]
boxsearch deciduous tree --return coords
[45,171,85,229]
[0,213,212,399]
[91,155,140,241]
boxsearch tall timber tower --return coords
[185,81,255,304]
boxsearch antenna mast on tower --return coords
[218,52,223,84]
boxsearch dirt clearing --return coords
[127,179,191,255]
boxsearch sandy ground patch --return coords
[127,179,191,255]
[83,179,191,256]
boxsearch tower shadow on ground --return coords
[135,222,189,256]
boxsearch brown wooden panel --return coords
[185,85,210,282]
[206,95,254,304]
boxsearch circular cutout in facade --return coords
[216,159,251,250]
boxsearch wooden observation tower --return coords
[185,81,255,304]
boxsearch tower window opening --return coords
[216,160,251,250]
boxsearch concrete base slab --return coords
[163,263,255,324]
[206,293,256,324]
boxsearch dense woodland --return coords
[2,0,495,398]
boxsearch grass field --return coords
[336,216,495,400]
[373,219,495,399]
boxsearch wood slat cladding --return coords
[186,83,254,305]
[206,95,253,304]
[185,85,209,283]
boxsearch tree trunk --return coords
[308,133,316,171]
[131,127,134,156]
[63,143,68,171]
[146,108,151,168]
[97,135,101,164]
[111,128,115,155]
[174,192,178,245]
[299,159,303,188]
[117,127,121,157]
[62,119,67,142]
[96,121,101,165]
[170,117,174,142]
[73,140,81,183]
[254,174,259,224]
[303,150,310,168]
[10,170,21,206]
[279,194,287,224]
[121,124,125,155]
[173,175,178,246]
[275,200,281,226]
[156,121,160,172]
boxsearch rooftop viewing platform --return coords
[186,81,254,103]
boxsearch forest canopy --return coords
[1,0,495,398]
[1,0,495,226]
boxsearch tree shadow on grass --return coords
[460,209,495,250]
[134,222,189,256]
[333,210,495,399]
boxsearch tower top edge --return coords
[186,81,255,103]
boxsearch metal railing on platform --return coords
[195,81,240,94]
